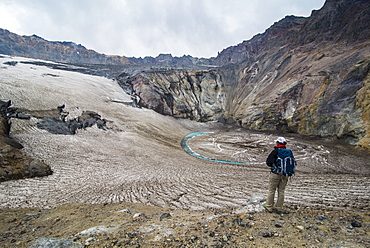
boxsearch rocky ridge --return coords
[0,29,212,67]
[0,30,131,65]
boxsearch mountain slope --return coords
[213,0,370,65]
[0,29,210,66]
[0,29,132,65]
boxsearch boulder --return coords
[29,238,82,248]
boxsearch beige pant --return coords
[266,172,288,211]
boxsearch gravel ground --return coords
[0,201,369,247]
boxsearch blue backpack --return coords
[271,148,296,177]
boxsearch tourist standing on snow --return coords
[264,137,296,213]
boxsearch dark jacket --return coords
[266,145,286,167]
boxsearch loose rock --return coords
[29,237,82,248]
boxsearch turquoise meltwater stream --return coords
[181,132,264,165]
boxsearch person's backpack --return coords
[271,148,296,177]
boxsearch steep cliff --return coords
[223,0,370,147]
[123,0,370,148]
[124,69,227,121]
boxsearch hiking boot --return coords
[274,209,289,215]
[274,209,282,214]
[262,204,273,213]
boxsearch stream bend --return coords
[181,132,265,165]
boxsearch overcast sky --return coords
[0,0,325,58]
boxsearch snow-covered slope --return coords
[0,55,369,211]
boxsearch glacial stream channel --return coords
[181,132,265,165]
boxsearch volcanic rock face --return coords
[122,0,370,148]
[125,70,227,121]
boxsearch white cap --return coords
[275,137,287,144]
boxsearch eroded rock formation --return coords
[35,108,107,135]
[124,69,227,121]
